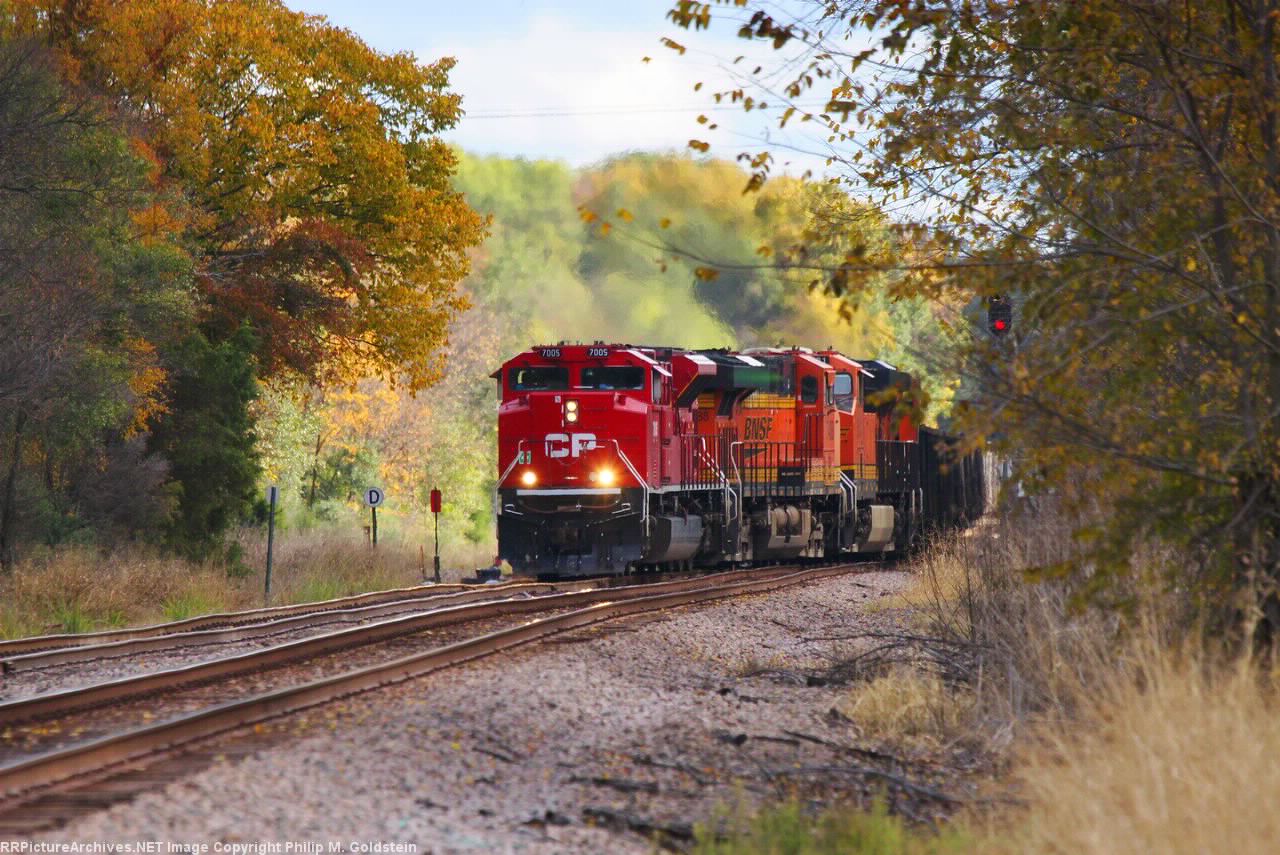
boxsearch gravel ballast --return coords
[32,569,912,853]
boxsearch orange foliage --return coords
[10,0,485,390]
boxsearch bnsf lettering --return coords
[744,417,774,441]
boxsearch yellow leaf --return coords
[659,218,672,229]
[694,266,720,281]
[616,208,633,222]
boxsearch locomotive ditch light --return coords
[520,470,537,487]
[592,468,617,486]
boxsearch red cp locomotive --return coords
[492,342,984,578]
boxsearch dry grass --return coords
[0,548,251,637]
[1001,648,1280,855]
[872,535,978,617]
[889,510,1146,752]
[839,666,977,748]
[0,527,493,639]
[877,506,1280,854]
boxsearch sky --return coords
[288,0,836,171]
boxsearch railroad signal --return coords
[987,295,1013,337]
[429,487,442,583]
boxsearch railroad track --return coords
[0,562,861,835]
[0,581,495,659]
[0,582,567,675]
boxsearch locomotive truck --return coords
[493,342,984,578]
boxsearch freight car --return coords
[492,343,984,578]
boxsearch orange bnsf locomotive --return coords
[492,343,984,578]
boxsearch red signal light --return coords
[987,296,1013,337]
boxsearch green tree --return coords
[0,31,192,566]
[149,327,260,555]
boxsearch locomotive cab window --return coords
[833,372,855,412]
[581,366,645,390]
[800,375,819,404]
[510,366,569,390]
[651,372,664,404]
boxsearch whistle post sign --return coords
[364,486,384,546]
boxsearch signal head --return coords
[987,295,1013,337]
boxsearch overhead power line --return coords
[463,101,831,120]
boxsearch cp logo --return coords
[545,432,597,459]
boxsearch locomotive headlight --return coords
[520,470,537,487]
[565,399,579,423]
[594,467,616,487]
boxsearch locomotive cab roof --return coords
[854,359,916,413]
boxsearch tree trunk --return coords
[0,411,27,572]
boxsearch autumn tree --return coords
[669,1,1280,633]
[0,30,192,566]
[0,1,487,554]
[9,0,485,389]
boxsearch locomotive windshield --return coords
[834,372,855,412]
[510,366,569,390]
[581,366,645,390]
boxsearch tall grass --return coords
[890,508,1165,748]
[0,548,251,637]
[1006,646,1280,854]
[890,507,1280,853]
[0,527,482,639]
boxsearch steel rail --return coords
[2,584,567,673]
[0,566,809,725]
[0,582,493,657]
[0,563,854,804]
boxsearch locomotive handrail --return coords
[497,440,528,488]
[604,439,650,528]
[727,441,748,526]
[839,471,858,546]
[693,437,739,528]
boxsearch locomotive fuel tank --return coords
[646,515,703,563]
[856,504,896,553]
